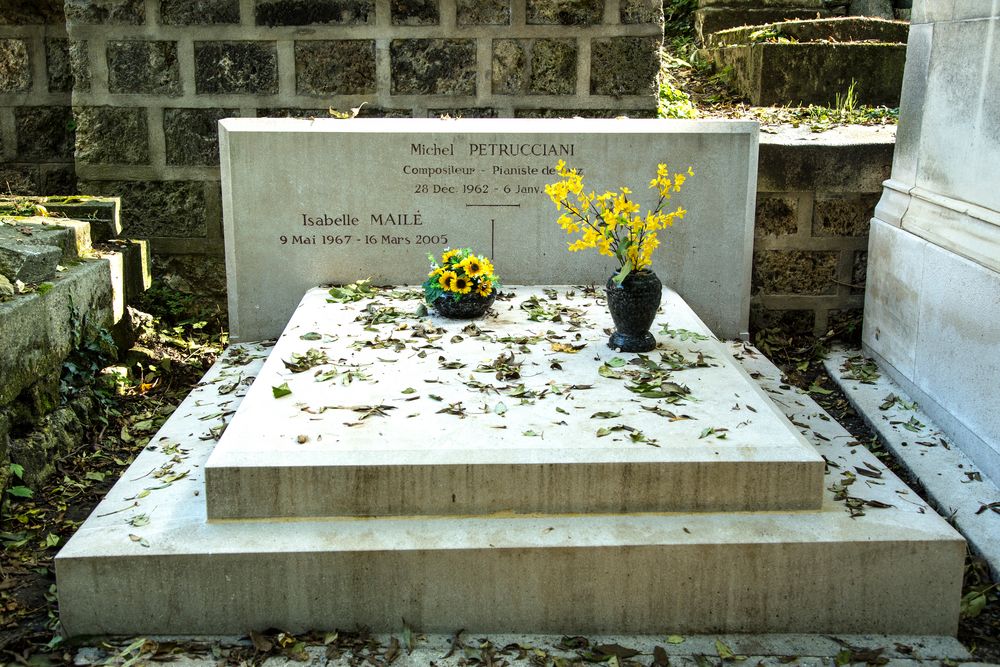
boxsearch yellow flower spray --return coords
[545,161,693,283]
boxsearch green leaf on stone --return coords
[591,411,621,419]
[401,387,416,394]
[494,402,508,416]
[272,383,292,399]
[606,357,627,367]
[300,332,322,341]
[666,635,685,645]
[961,589,990,619]
[715,639,747,662]
[598,364,623,379]
[128,534,150,548]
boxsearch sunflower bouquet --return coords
[422,248,501,316]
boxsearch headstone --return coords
[219,118,759,342]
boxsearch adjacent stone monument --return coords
[864,4,1000,481]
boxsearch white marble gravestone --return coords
[219,118,759,342]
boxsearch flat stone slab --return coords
[204,286,824,518]
[0,216,93,260]
[825,347,1000,578]
[0,240,61,283]
[73,633,974,667]
[707,16,909,48]
[55,342,965,637]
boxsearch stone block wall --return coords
[0,2,78,196]
[751,125,895,335]
[55,0,663,289]
[0,1,899,337]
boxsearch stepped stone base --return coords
[56,333,965,636]
[58,501,963,636]
[205,288,824,519]
[0,202,150,491]
[705,18,907,106]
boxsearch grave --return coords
[55,119,965,636]
[705,17,908,107]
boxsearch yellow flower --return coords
[441,249,461,264]
[439,270,457,291]
[476,281,492,297]
[428,266,444,277]
[547,161,693,277]
[453,275,473,294]
[459,255,485,277]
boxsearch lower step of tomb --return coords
[55,340,966,637]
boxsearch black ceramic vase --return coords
[605,270,662,352]
[432,292,496,319]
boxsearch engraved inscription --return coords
[277,141,577,250]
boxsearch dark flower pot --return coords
[432,291,496,319]
[605,270,662,352]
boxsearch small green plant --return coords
[6,463,33,499]
[663,0,697,38]
[658,77,697,119]
[657,47,699,119]
[834,79,859,116]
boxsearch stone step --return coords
[0,196,122,243]
[695,6,836,42]
[707,16,910,48]
[54,343,966,637]
[96,239,151,323]
[0,259,114,407]
[0,215,93,260]
[703,18,907,107]
[39,197,122,243]
[0,240,61,283]
[204,287,825,519]
[824,347,1000,579]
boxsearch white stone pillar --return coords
[864,1,1000,479]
